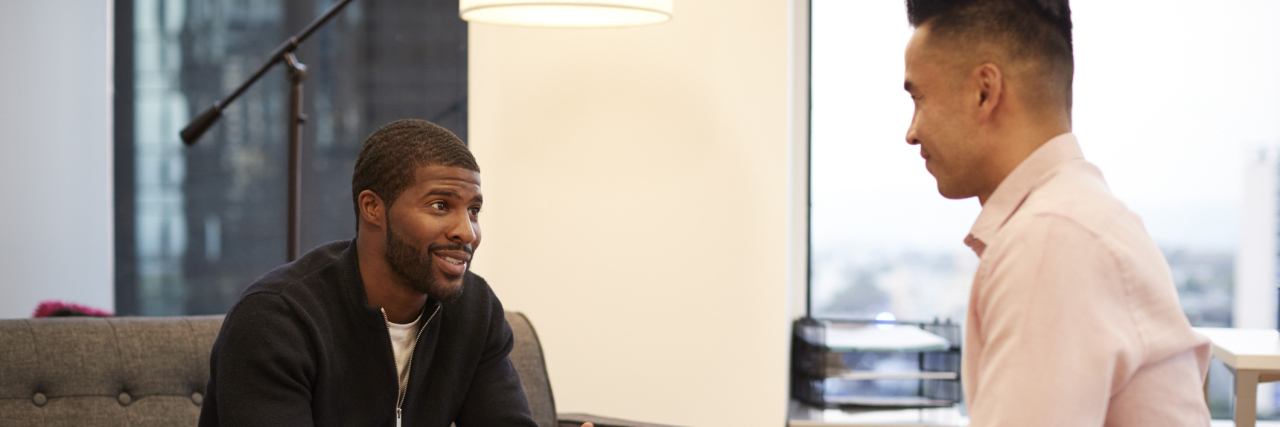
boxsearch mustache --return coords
[427,242,473,255]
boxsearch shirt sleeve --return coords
[199,293,317,427]
[453,293,539,427]
[967,215,1145,427]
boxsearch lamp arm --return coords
[179,0,357,145]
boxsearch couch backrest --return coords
[504,311,557,427]
[0,316,223,427]
[0,312,555,427]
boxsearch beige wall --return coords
[468,1,797,425]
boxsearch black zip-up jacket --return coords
[198,240,537,427]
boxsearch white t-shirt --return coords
[383,309,424,397]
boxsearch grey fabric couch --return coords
[0,312,678,427]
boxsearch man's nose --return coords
[447,213,477,245]
[905,115,920,145]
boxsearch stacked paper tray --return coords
[790,317,962,409]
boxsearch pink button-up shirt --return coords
[962,133,1211,426]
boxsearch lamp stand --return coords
[179,0,355,262]
[284,53,307,262]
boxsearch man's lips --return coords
[432,250,470,277]
[920,148,934,172]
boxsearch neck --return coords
[356,233,428,324]
[975,117,1070,206]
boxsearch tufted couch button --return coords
[191,392,203,406]
[117,391,131,406]
[32,392,46,407]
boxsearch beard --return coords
[384,222,468,302]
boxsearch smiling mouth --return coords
[432,251,471,278]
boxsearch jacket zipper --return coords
[384,304,441,427]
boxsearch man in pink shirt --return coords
[902,0,1212,425]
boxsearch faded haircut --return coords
[906,0,1074,108]
[351,119,478,231]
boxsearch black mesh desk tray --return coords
[791,317,962,409]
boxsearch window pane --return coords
[809,1,978,322]
[809,0,1280,333]
[120,0,468,315]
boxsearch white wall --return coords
[468,1,797,425]
[0,1,114,318]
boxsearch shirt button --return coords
[32,392,46,407]
[191,391,203,406]
[118,391,131,406]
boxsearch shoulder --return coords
[993,159,1157,265]
[447,271,505,320]
[224,292,295,323]
[977,158,1169,302]
[1009,159,1131,239]
[237,240,352,304]
[974,162,1193,360]
[212,291,318,361]
[978,161,1133,287]
[217,292,307,342]
[225,240,355,334]
[437,272,513,349]
[463,271,496,296]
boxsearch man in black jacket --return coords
[199,119,582,427]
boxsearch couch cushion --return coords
[0,316,223,427]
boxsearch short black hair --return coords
[906,0,1073,107]
[351,119,479,230]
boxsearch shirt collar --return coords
[965,132,1083,256]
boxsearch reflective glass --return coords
[809,0,1280,418]
[809,0,1280,327]
[118,0,468,315]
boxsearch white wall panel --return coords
[0,1,114,318]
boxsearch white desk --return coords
[1194,327,1280,427]
[787,400,968,427]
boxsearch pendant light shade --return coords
[460,0,672,28]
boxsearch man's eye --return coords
[430,201,447,211]
[469,206,481,216]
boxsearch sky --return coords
[810,0,1280,256]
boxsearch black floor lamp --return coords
[178,0,356,262]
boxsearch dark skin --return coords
[356,165,483,324]
[355,164,596,427]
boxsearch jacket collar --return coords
[339,238,443,329]
[964,132,1083,257]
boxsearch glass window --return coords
[808,0,1280,418]
[809,0,978,323]
[114,0,468,315]
[810,0,1280,326]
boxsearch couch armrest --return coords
[557,412,685,427]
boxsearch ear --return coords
[974,62,1004,122]
[357,190,387,231]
